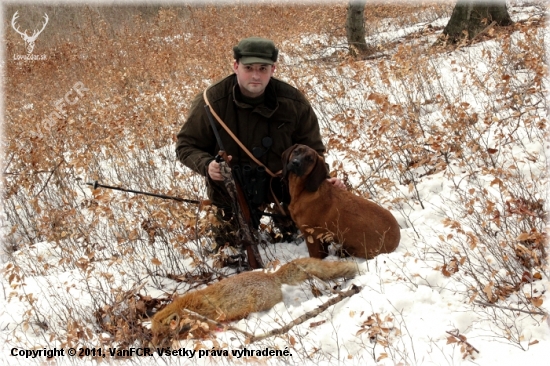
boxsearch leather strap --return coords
[203,88,280,178]
[203,87,286,215]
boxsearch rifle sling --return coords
[203,88,279,178]
[203,87,286,215]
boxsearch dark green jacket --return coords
[176,74,325,206]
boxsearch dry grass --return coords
[2,1,547,362]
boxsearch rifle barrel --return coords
[86,181,204,205]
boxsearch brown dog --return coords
[282,144,400,259]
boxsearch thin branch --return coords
[34,160,63,198]
[246,284,362,343]
[3,170,58,175]
[474,300,546,316]
[469,21,497,44]
[445,330,479,354]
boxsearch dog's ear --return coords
[305,154,328,192]
[281,144,298,182]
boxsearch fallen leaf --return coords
[531,297,543,307]
[447,336,458,344]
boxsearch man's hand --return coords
[327,177,346,190]
[208,155,233,181]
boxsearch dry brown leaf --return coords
[483,282,494,300]
[289,335,296,346]
[531,297,543,307]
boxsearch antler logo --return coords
[11,11,49,54]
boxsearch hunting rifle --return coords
[204,105,265,269]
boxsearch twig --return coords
[474,300,546,316]
[470,21,497,43]
[445,330,479,354]
[34,160,63,198]
[246,284,362,343]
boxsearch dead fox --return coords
[151,257,357,344]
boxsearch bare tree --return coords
[442,0,513,43]
[346,0,371,56]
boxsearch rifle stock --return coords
[216,150,264,269]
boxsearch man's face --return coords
[233,61,275,98]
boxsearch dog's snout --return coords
[288,158,302,174]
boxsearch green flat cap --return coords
[233,37,279,65]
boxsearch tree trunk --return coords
[346,0,370,56]
[442,0,513,43]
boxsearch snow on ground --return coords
[1,3,549,366]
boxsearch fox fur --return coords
[151,257,357,344]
